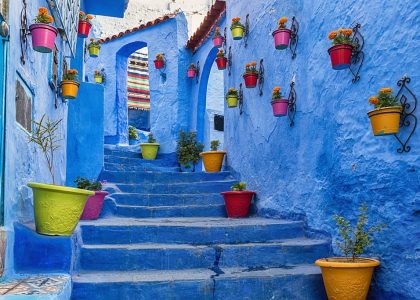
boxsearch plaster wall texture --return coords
[219,0,420,298]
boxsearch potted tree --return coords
[88,38,101,57]
[315,204,385,300]
[75,177,108,220]
[221,182,255,218]
[176,131,204,172]
[128,125,139,145]
[243,61,258,88]
[140,133,160,160]
[199,140,226,172]
[78,11,93,38]
[272,17,291,50]
[226,88,239,108]
[271,86,288,117]
[28,115,94,236]
[61,69,80,99]
[328,28,354,70]
[29,7,57,53]
[215,50,227,70]
[213,27,223,48]
[368,87,402,136]
[187,63,197,78]
[154,53,165,69]
[231,17,245,40]
[94,70,104,84]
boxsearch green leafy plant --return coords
[74,177,104,191]
[226,88,238,97]
[369,87,400,109]
[28,114,62,185]
[214,27,222,37]
[216,49,225,58]
[272,86,283,100]
[62,69,79,82]
[188,63,196,71]
[244,61,257,74]
[147,133,157,143]
[334,203,386,261]
[176,130,204,169]
[210,140,220,151]
[231,182,246,191]
[35,7,54,24]
[88,38,101,49]
[128,126,138,140]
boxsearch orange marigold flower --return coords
[338,28,346,34]
[87,14,93,20]
[39,7,48,15]
[380,87,392,93]
[279,17,288,24]
[48,16,54,23]
[344,28,353,36]
[369,96,379,105]
[216,27,220,31]
[251,61,257,66]
[90,38,94,42]
[328,31,337,40]
[79,11,85,16]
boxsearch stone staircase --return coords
[71,147,329,299]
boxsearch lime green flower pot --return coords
[28,182,94,236]
[140,143,160,160]
[88,46,100,57]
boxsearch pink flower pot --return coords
[187,69,196,78]
[213,36,223,48]
[272,29,291,50]
[29,24,58,53]
[271,99,289,117]
[80,191,108,220]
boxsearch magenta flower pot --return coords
[29,24,58,53]
[187,69,196,78]
[213,36,223,48]
[271,99,289,116]
[80,191,108,220]
[272,29,291,50]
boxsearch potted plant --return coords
[88,38,101,57]
[78,11,93,38]
[213,27,223,48]
[271,86,288,117]
[272,17,291,50]
[243,61,258,88]
[94,70,104,84]
[140,133,160,160]
[75,177,108,220]
[315,204,385,300]
[328,28,354,70]
[368,87,402,136]
[29,7,57,53]
[61,69,80,99]
[154,53,165,69]
[199,140,226,172]
[128,125,139,145]
[226,88,239,108]
[187,63,197,78]
[215,50,227,70]
[176,131,204,172]
[28,115,94,236]
[231,17,245,40]
[221,182,255,218]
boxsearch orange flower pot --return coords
[367,106,402,136]
[61,80,80,99]
[200,151,226,172]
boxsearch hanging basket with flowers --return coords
[215,50,227,70]
[367,88,402,136]
[271,86,288,117]
[213,27,224,48]
[272,17,291,50]
[328,28,354,70]
[243,61,258,88]
[154,53,165,69]
[78,11,93,38]
[187,63,197,78]
[61,70,80,99]
[94,70,104,84]
[29,7,57,53]
[88,38,101,57]
[226,88,239,108]
[231,17,245,40]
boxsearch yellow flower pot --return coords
[231,25,244,40]
[61,80,80,99]
[140,143,160,160]
[200,151,226,172]
[226,96,238,108]
[367,106,402,136]
[88,46,100,57]
[94,76,103,84]
[315,257,380,300]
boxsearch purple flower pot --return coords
[272,29,291,50]
[29,24,58,53]
[213,36,223,48]
[271,99,289,116]
[80,191,108,220]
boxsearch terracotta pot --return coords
[213,36,223,48]
[215,57,227,70]
[271,99,289,117]
[61,80,80,99]
[200,151,226,172]
[80,191,109,220]
[243,73,258,88]
[328,44,353,70]
[29,24,58,53]
[272,29,291,50]
[154,60,165,69]
[78,20,92,38]
[221,191,255,218]
[367,106,402,136]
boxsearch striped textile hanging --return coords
[127,50,150,111]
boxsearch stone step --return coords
[104,148,177,160]
[104,162,179,172]
[115,204,227,218]
[104,155,178,167]
[72,265,326,300]
[110,193,225,206]
[79,238,330,271]
[79,217,304,245]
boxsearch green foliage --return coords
[128,126,138,140]
[334,203,386,261]
[231,182,247,191]
[148,133,157,143]
[226,88,238,97]
[28,114,62,185]
[176,131,204,168]
[74,177,103,191]
[210,140,220,151]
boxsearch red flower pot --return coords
[328,44,353,70]
[213,36,223,48]
[243,73,258,88]
[154,60,165,69]
[187,69,196,78]
[215,57,227,70]
[78,21,92,38]
[80,191,109,220]
[221,191,255,218]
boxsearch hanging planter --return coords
[187,63,197,78]
[29,7,57,53]
[213,27,224,48]
[61,69,80,99]
[75,177,108,220]
[154,53,165,69]
[226,88,239,108]
[271,86,288,117]
[327,28,354,70]
[141,133,160,160]
[243,61,258,88]
[200,140,225,172]
[221,182,255,218]
[367,88,402,136]
[94,70,104,84]
[272,17,291,50]
[231,17,245,40]
[88,38,101,57]
[78,11,93,38]
[176,131,204,173]
[215,49,227,70]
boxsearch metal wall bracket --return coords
[289,16,299,59]
[349,23,364,83]
[227,46,232,76]
[238,83,244,115]
[258,59,264,96]
[223,27,227,52]
[287,78,297,127]
[244,14,250,48]
[20,0,30,65]
[196,61,200,84]
[394,75,417,153]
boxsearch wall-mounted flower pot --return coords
[187,69,196,78]
[78,21,92,38]
[140,143,160,160]
[154,60,165,69]
[28,182,94,236]
[328,44,353,70]
[315,257,380,300]
[180,162,195,172]
[88,46,100,57]
[221,191,255,218]
[226,95,238,108]
[271,99,289,117]
[243,73,258,88]
[94,76,103,84]
[215,57,227,70]
[61,80,80,99]
[367,106,402,136]
[29,24,58,53]
[231,25,245,40]
[213,36,223,48]
[80,191,109,220]
[272,29,291,50]
[200,151,226,172]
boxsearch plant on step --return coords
[147,133,157,143]
[141,132,160,160]
[61,69,80,99]
[271,86,288,117]
[210,140,220,151]
[74,177,108,220]
[29,7,58,53]
[74,177,104,191]
[367,87,402,136]
[128,125,139,140]
[221,181,255,217]
[231,182,247,191]
[176,130,204,171]
[200,140,225,172]
[327,28,354,70]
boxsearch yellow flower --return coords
[328,31,337,40]
[369,96,379,105]
[380,87,392,93]
[279,17,288,24]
